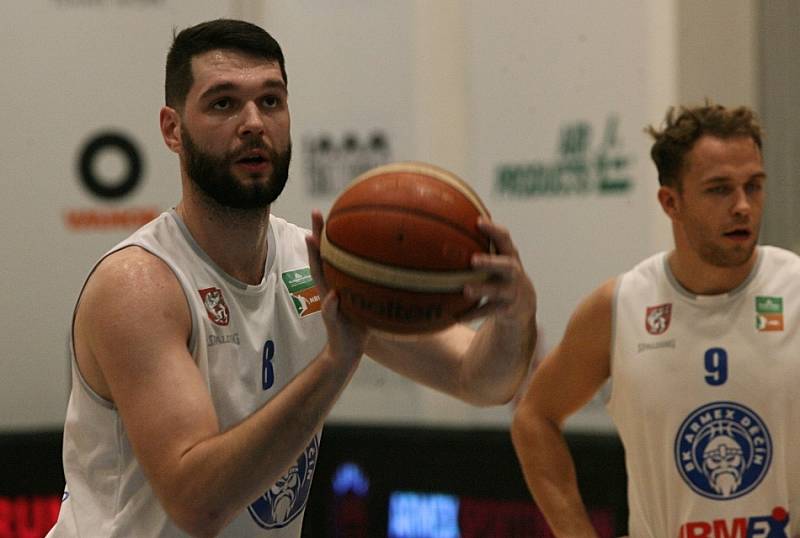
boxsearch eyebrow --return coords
[702,172,766,185]
[198,79,287,102]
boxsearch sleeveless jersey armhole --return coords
[69,244,200,409]
[604,275,623,408]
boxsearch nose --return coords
[731,187,752,217]
[237,101,265,138]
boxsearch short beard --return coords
[690,217,760,268]
[181,126,291,210]
[697,241,757,268]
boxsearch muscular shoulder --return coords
[541,277,618,366]
[76,246,190,353]
[568,277,616,331]
[552,277,618,374]
[75,246,191,399]
[83,246,187,316]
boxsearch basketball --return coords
[319,161,492,334]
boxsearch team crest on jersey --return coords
[282,268,321,318]
[198,287,230,326]
[248,435,319,529]
[645,303,672,335]
[675,401,772,500]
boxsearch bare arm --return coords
[510,278,615,537]
[308,211,537,406]
[75,247,365,537]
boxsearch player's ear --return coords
[658,185,679,220]
[160,106,182,154]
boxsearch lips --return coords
[233,148,271,174]
[235,149,268,164]
[723,228,752,240]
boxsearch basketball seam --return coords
[327,204,488,247]
[344,161,490,218]
[320,230,490,292]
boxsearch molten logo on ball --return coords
[342,288,444,323]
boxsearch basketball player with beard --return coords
[512,104,800,537]
[46,19,538,538]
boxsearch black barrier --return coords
[300,425,628,537]
[0,427,627,537]
[0,431,64,537]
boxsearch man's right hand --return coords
[307,209,367,369]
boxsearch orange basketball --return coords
[320,162,492,334]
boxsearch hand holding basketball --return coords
[309,161,536,338]
[306,210,368,367]
[462,217,537,327]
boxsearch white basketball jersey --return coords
[607,246,800,538]
[48,210,326,538]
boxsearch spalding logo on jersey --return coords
[675,401,772,500]
[198,287,230,326]
[645,303,672,335]
[248,435,319,529]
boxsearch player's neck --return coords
[176,196,271,285]
[667,247,759,296]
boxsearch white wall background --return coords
[0,0,235,431]
[0,0,758,432]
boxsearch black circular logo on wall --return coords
[78,132,143,199]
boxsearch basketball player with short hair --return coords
[512,104,800,537]
[46,19,537,538]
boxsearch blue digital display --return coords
[387,491,460,538]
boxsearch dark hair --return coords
[165,19,287,109]
[646,103,763,189]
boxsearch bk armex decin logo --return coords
[675,401,772,500]
[248,435,319,529]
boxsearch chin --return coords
[726,246,758,268]
[698,243,756,269]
